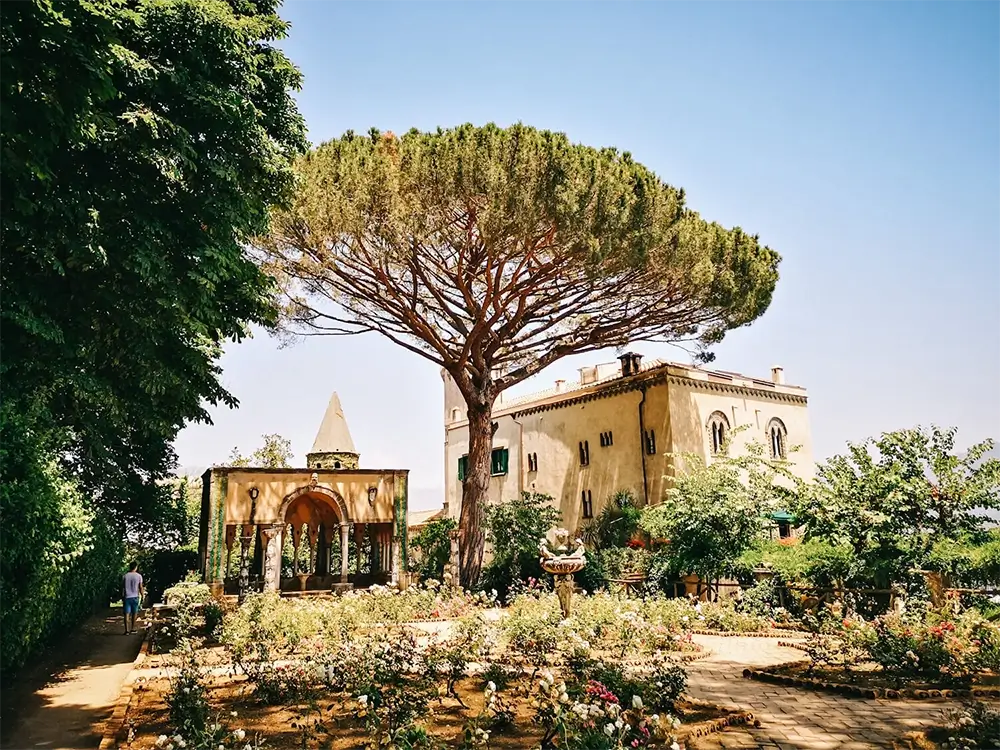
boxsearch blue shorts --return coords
[124,597,140,615]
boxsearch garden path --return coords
[2,608,144,750]
[684,634,973,750]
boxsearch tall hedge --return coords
[0,407,123,673]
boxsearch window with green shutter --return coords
[490,448,509,476]
[458,455,469,480]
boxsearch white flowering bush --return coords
[425,613,491,705]
[164,645,263,750]
[937,702,1000,750]
[531,670,681,750]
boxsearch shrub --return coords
[349,632,437,747]
[937,701,1000,750]
[137,549,199,605]
[841,602,1000,684]
[408,517,457,581]
[254,662,317,705]
[501,593,561,673]
[533,669,681,750]
[480,491,561,603]
[0,415,124,672]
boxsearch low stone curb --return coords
[776,639,811,651]
[742,662,1000,700]
[689,628,806,638]
[98,626,152,750]
[676,695,760,741]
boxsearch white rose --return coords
[358,695,369,706]
[632,695,643,709]
[156,737,169,748]
[234,729,246,741]
[486,681,496,693]
[604,724,615,737]
[671,743,681,750]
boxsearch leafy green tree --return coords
[408,517,458,581]
[1,0,306,511]
[640,438,800,583]
[795,426,1000,588]
[227,434,294,468]
[1,0,304,671]
[261,124,780,587]
[480,491,561,602]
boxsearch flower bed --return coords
[123,585,784,749]
[742,601,1000,698]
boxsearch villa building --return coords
[442,353,813,536]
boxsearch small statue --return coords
[539,527,587,619]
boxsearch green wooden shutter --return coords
[458,455,468,480]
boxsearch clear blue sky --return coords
[174,1,1000,509]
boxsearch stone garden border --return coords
[689,628,806,638]
[675,695,760,741]
[743,659,1000,700]
[99,625,152,750]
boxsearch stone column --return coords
[339,524,350,583]
[390,537,400,587]
[261,524,282,591]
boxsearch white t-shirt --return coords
[124,571,143,599]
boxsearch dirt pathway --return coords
[2,609,143,750]
[684,634,972,749]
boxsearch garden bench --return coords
[605,572,647,595]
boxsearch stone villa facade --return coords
[442,354,813,535]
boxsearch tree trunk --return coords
[458,399,494,589]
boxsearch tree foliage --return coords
[640,438,800,580]
[408,517,458,581]
[480,492,561,602]
[227,433,294,468]
[795,426,1000,587]
[0,0,304,671]
[260,123,780,586]
[1,0,306,510]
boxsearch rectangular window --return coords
[527,452,538,472]
[582,489,593,519]
[579,440,590,466]
[600,431,614,447]
[491,447,509,476]
[644,429,656,455]
[461,450,509,478]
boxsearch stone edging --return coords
[676,695,760,740]
[98,627,152,750]
[689,628,806,638]
[743,661,1000,700]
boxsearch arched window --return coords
[767,418,788,460]
[707,411,730,455]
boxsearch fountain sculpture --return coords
[539,528,587,619]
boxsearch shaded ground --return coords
[1,608,143,750]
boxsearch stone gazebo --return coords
[198,393,409,595]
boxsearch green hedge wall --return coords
[0,410,124,673]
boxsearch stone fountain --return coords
[539,528,586,619]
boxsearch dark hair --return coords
[129,562,138,571]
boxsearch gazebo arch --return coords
[279,484,350,524]
[273,484,353,592]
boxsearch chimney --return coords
[579,366,597,385]
[618,352,643,377]
[554,379,566,393]
[771,366,785,385]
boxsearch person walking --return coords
[122,562,144,635]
